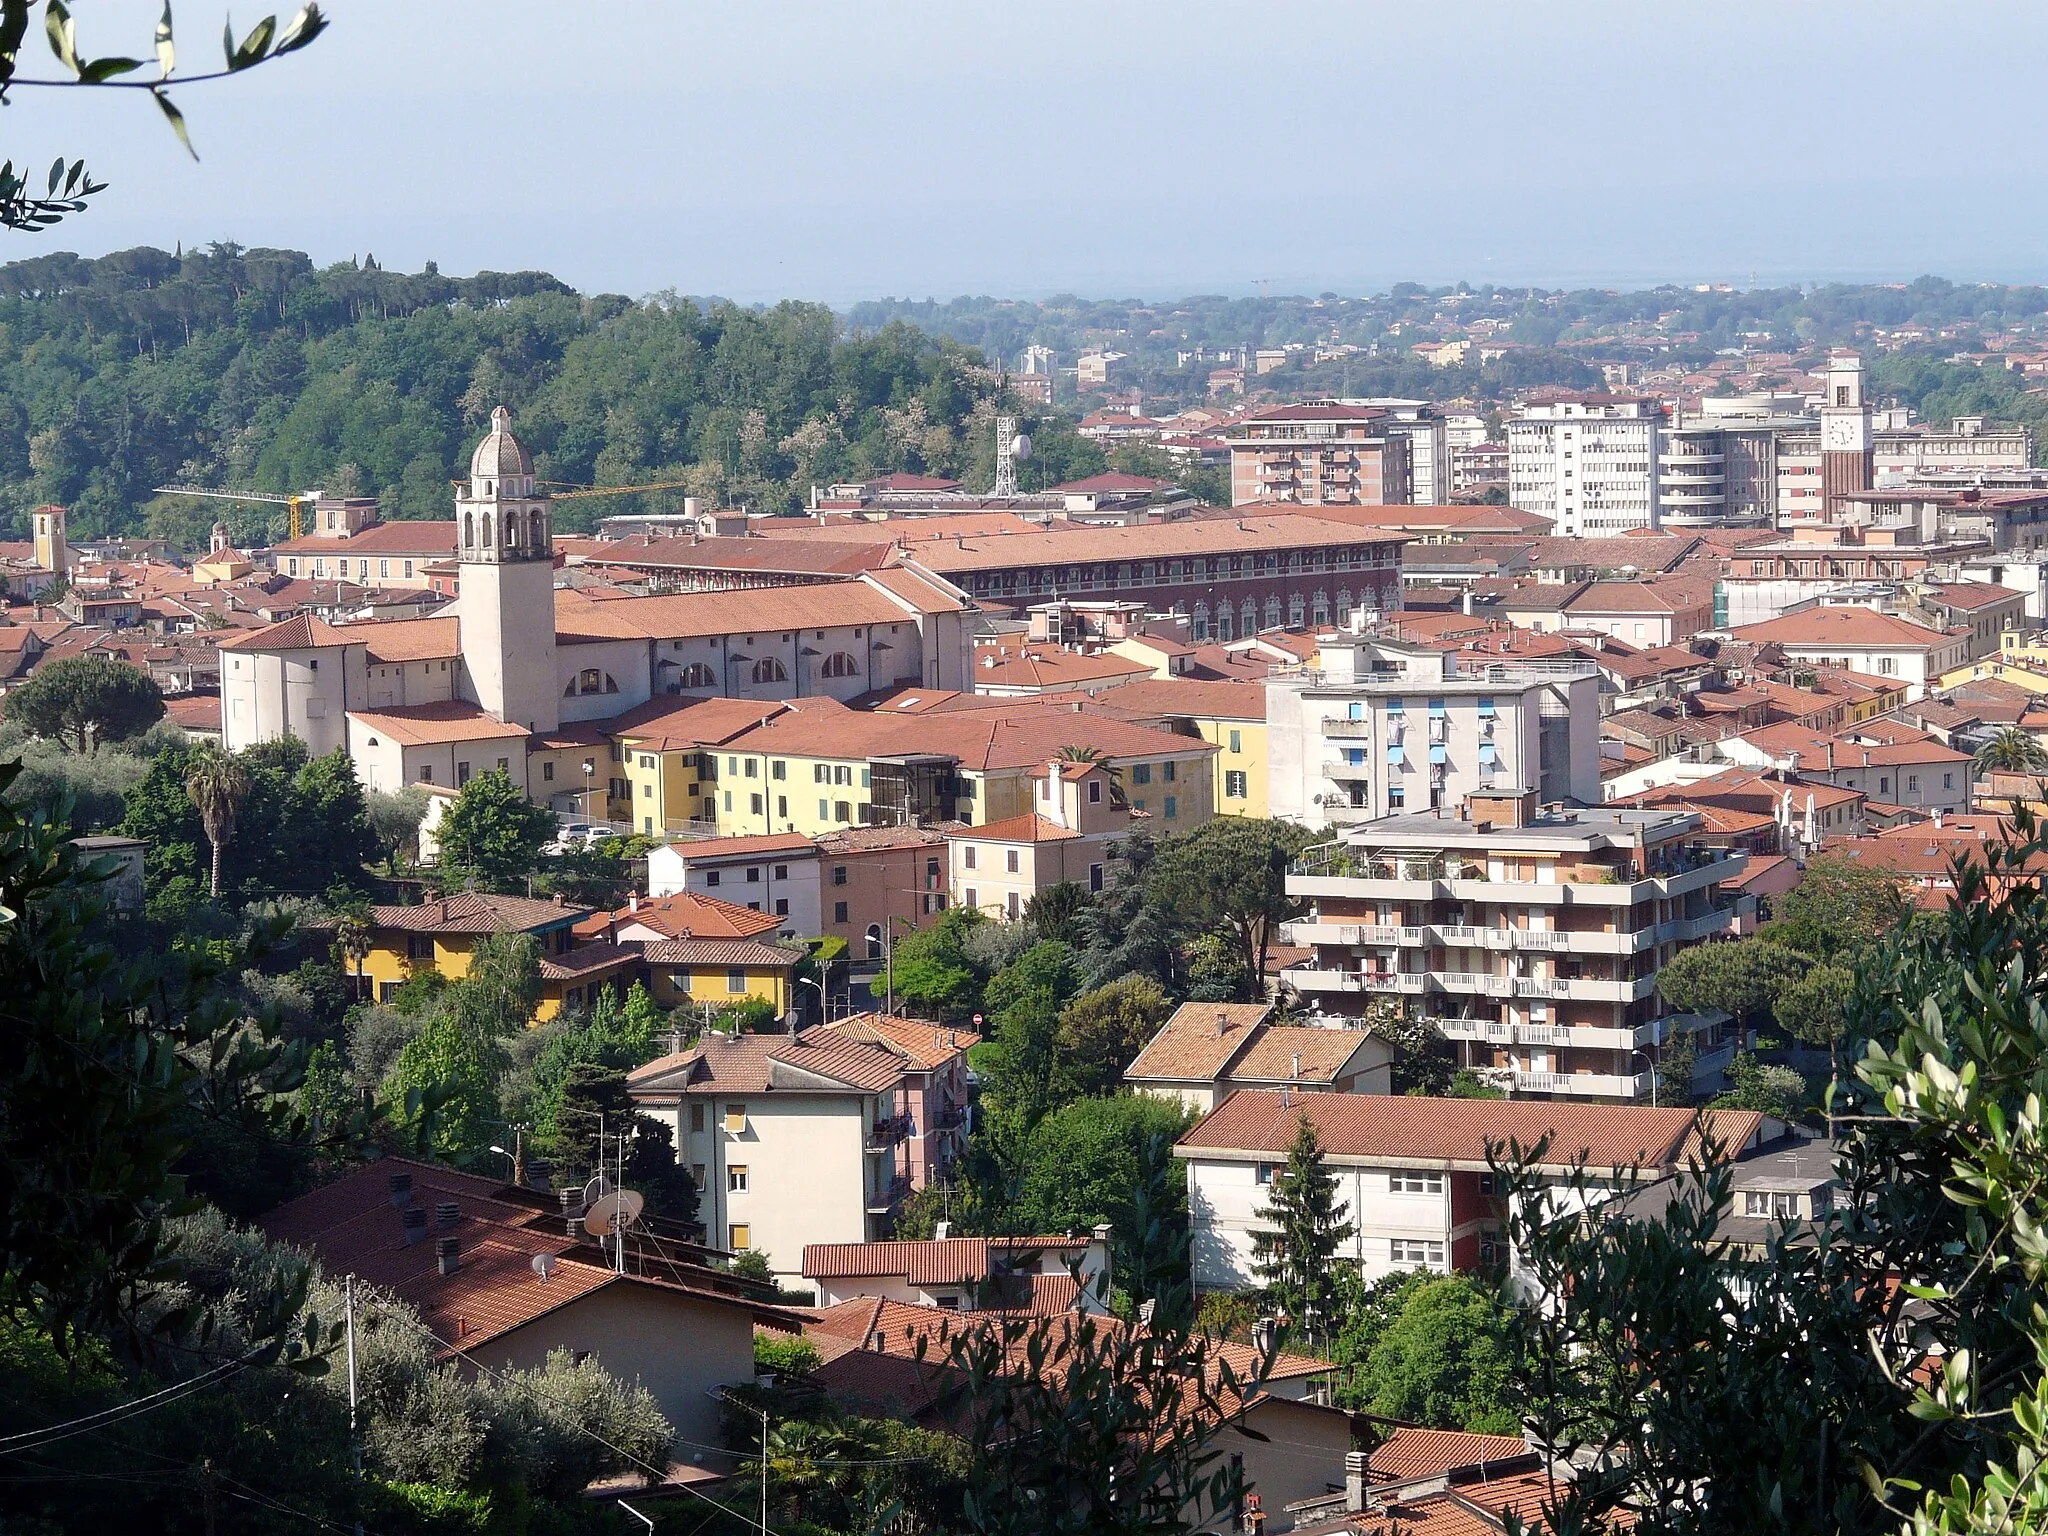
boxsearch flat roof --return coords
[1336,806,1701,851]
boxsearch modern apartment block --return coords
[1264,626,1600,826]
[1347,399,1450,505]
[1507,396,1662,538]
[1227,403,1413,508]
[1281,793,1750,1103]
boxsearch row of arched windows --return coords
[461,508,547,552]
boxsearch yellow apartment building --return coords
[358,892,639,1021]
[1093,677,1270,818]
[641,936,803,1018]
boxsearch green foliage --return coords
[1250,1114,1355,1340]
[0,754,365,1348]
[2,651,164,753]
[1446,1066,1505,1099]
[1053,973,1173,1100]
[886,904,987,1018]
[476,1347,673,1501]
[1656,936,1806,1028]
[755,1331,824,1380]
[431,769,553,892]
[1343,1274,1522,1434]
[1974,724,2048,775]
[974,939,1080,1133]
[1774,960,1856,1046]
[120,738,378,904]
[364,784,428,867]
[1769,853,1909,960]
[1709,1050,1813,1121]
[1148,817,1313,998]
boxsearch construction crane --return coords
[154,484,316,540]
[541,478,696,502]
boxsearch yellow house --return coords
[1940,633,2048,696]
[1094,677,1271,818]
[641,937,802,1019]
[359,892,640,1022]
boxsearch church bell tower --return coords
[457,406,559,734]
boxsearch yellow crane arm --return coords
[153,485,312,539]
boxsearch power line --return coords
[0,1349,260,1456]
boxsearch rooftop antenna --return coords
[993,415,1031,498]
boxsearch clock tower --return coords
[1818,349,1872,518]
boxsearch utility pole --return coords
[346,1275,363,1536]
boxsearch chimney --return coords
[935,1220,952,1241]
[388,1172,414,1206]
[401,1205,429,1245]
[1934,808,1944,828]
[1215,1009,1229,1037]
[1344,1451,1369,1513]
[435,1200,460,1231]
[437,1235,461,1276]
[629,892,640,912]
[1291,1051,1302,1079]
[560,1189,584,1241]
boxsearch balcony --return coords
[1322,759,1372,781]
[929,1104,967,1132]
[1321,718,1374,738]
[1282,965,1426,996]
[866,1172,911,1213]
[1507,1068,1657,1100]
[865,1113,911,1152]
[1434,1017,1665,1051]
[1282,920,1425,947]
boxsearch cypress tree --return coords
[1250,1113,1356,1341]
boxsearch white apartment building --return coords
[1507,396,1662,538]
[1176,1089,1775,1288]
[1281,793,1749,1104]
[645,833,823,942]
[1346,399,1449,504]
[1264,626,1600,826]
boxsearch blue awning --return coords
[1479,742,1499,762]
[1429,744,1448,765]
[1387,743,1406,766]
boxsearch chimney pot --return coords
[389,1172,414,1206]
[401,1205,429,1244]
[437,1235,461,1276]
[436,1200,460,1230]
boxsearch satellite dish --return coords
[531,1252,557,1281]
[1011,432,1033,461]
[580,1174,613,1209]
[582,1189,645,1238]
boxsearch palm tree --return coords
[1973,726,2048,777]
[184,746,251,900]
[335,911,373,1000]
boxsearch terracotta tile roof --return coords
[805,1238,993,1287]
[1177,1090,1765,1174]
[1347,1472,1571,1536]
[347,701,532,746]
[654,831,814,859]
[812,1012,980,1069]
[970,645,1153,689]
[815,823,958,853]
[1125,1002,1275,1082]
[1368,1426,1534,1483]
[271,521,458,556]
[1230,1026,1380,1084]
[214,612,352,651]
[577,890,783,943]
[348,616,461,662]
[257,1158,792,1355]
[906,514,1404,573]
[164,693,222,730]
[946,812,1082,843]
[1092,678,1268,720]
[604,694,794,751]
[370,892,590,933]
[1730,607,1957,650]
[628,1030,907,1096]
[551,577,968,642]
[1049,472,1172,494]
[639,937,805,970]
[577,535,890,577]
[535,940,641,981]
[1734,721,1971,767]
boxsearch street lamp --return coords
[581,758,596,827]
[799,974,826,1026]
[1630,1048,1660,1108]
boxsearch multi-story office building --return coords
[1506,397,1662,537]
[1282,793,1750,1103]
[1657,406,1793,529]
[1228,403,1412,509]
[1264,626,1600,826]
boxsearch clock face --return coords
[1823,416,1859,449]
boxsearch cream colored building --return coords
[627,1031,926,1287]
[1124,1001,1393,1113]
[946,757,1147,919]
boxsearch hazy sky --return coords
[17,0,2048,303]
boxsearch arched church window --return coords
[579,668,601,693]
[751,657,788,684]
[504,516,519,549]
[819,652,859,678]
[463,512,473,548]
[679,662,716,689]
[529,510,544,547]
[481,514,493,547]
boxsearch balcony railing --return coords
[1510,1069,1657,1100]
[865,1113,911,1151]
[866,1172,911,1213]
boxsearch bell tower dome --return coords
[456,406,559,733]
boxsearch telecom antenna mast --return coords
[993,414,1032,498]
